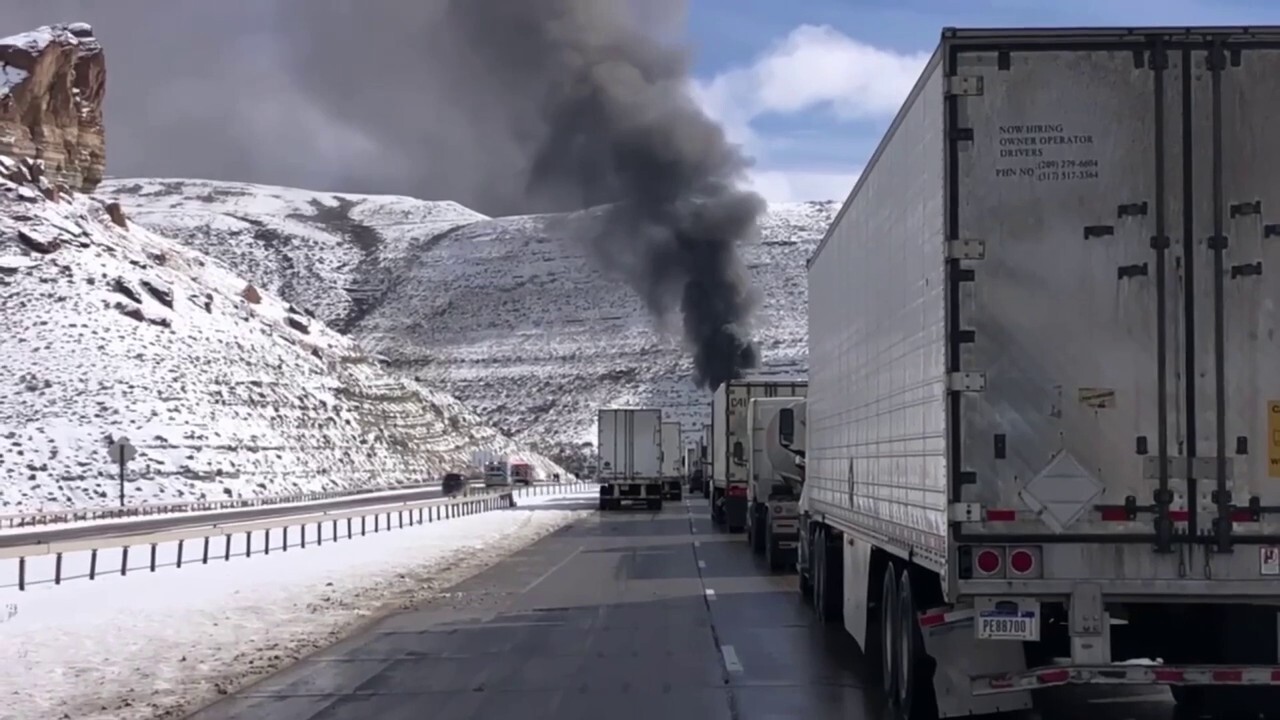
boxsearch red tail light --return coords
[975,548,1002,575]
[1008,548,1035,575]
[727,485,747,498]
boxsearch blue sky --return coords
[683,0,1280,202]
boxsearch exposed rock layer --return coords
[0,23,105,192]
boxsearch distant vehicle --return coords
[659,421,683,501]
[510,461,534,485]
[597,408,664,511]
[482,461,510,488]
[441,472,468,496]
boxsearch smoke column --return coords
[440,0,766,388]
[272,0,765,388]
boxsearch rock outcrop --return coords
[0,23,105,193]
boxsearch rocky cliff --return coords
[0,23,105,193]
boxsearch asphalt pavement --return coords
[0,486,446,548]
[187,495,1183,720]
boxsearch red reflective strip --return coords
[1212,669,1243,683]
[1036,669,1070,685]
[1231,509,1256,522]
[1270,669,1280,682]
[989,677,1014,689]
[727,485,747,497]
[1098,508,1129,521]
[1153,668,1184,683]
[1168,510,1190,522]
[985,509,1016,521]
[918,613,946,627]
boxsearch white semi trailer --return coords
[710,378,807,532]
[700,423,712,498]
[596,408,664,511]
[799,26,1280,720]
[660,420,683,501]
[745,397,808,571]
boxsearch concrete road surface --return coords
[0,486,445,548]
[188,496,1183,720]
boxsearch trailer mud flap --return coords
[917,607,1032,717]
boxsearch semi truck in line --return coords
[685,446,704,495]
[709,378,807,532]
[797,26,1280,720]
[745,397,807,571]
[660,420,683,501]
[596,408,664,511]
[700,424,712,498]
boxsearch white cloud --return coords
[691,24,926,202]
[746,167,861,205]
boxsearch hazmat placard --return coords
[1270,402,1280,478]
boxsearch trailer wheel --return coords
[648,498,663,511]
[895,568,937,720]
[880,563,899,699]
[765,522,785,572]
[798,526,814,599]
[811,530,826,616]
[750,506,767,556]
[598,497,608,511]
[814,528,842,623]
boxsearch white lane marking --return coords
[704,588,716,599]
[698,560,706,569]
[522,546,583,593]
[720,645,743,673]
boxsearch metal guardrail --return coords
[0,482,590,591]
[0,480,450,529]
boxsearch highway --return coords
[0,485,447,548]
[189,495,1180,720]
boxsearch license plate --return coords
[976,611,1038,641]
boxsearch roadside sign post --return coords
[107,436,137,508]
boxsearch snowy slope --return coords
[0,158,564,513]
[98,177,839,458]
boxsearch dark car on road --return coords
[442,472,468,496]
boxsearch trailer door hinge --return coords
[945,75,984,96]
[946,239,985,260]
[947,372,986,392]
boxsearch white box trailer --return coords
[596,408,664,510]
[745,397,807,571]
[800,26,1280,720]
[660,420,683,500]
[710,378,807,532]
[699,423,712,498]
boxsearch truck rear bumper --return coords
[973,663,1280,695]
[600,482,662,499]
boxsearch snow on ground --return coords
[0,488,595,720]
[98,177,840,464]
[0,158,565,513]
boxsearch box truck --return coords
[799,26,1280,720]
[596,408,664,511]
[685,447,704,494]
[746,397,807,571]
[660,421,683,500]
[710,378,807,532]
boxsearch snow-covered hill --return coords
[97,177,838,458]
[0,158,565,513]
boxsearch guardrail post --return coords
[224,535,232,561]
[245,531,252,557]
[301,524,307,549]
[202,537,210,564]
[264,529,271,554]
[283,526,289,549]
[361,516,367,536]
[55,552,63,584]
[89,549,98,580]
[151,544,158,571]
[121,547,129,576]
[347,517,353,539]
[17,557,25,591]
[317,522,323,545]
[176,540,184,568]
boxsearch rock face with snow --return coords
[0,158,565,513]
[98,178,838,462]
[0,24,106,193]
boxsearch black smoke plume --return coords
[429,0,766,388]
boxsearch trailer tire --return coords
[765,523,785,572]
[880,563,899,700]
[895,568,937,720]
[647,498,663,511]
[750,505,767,556]
[814,527,842,623]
